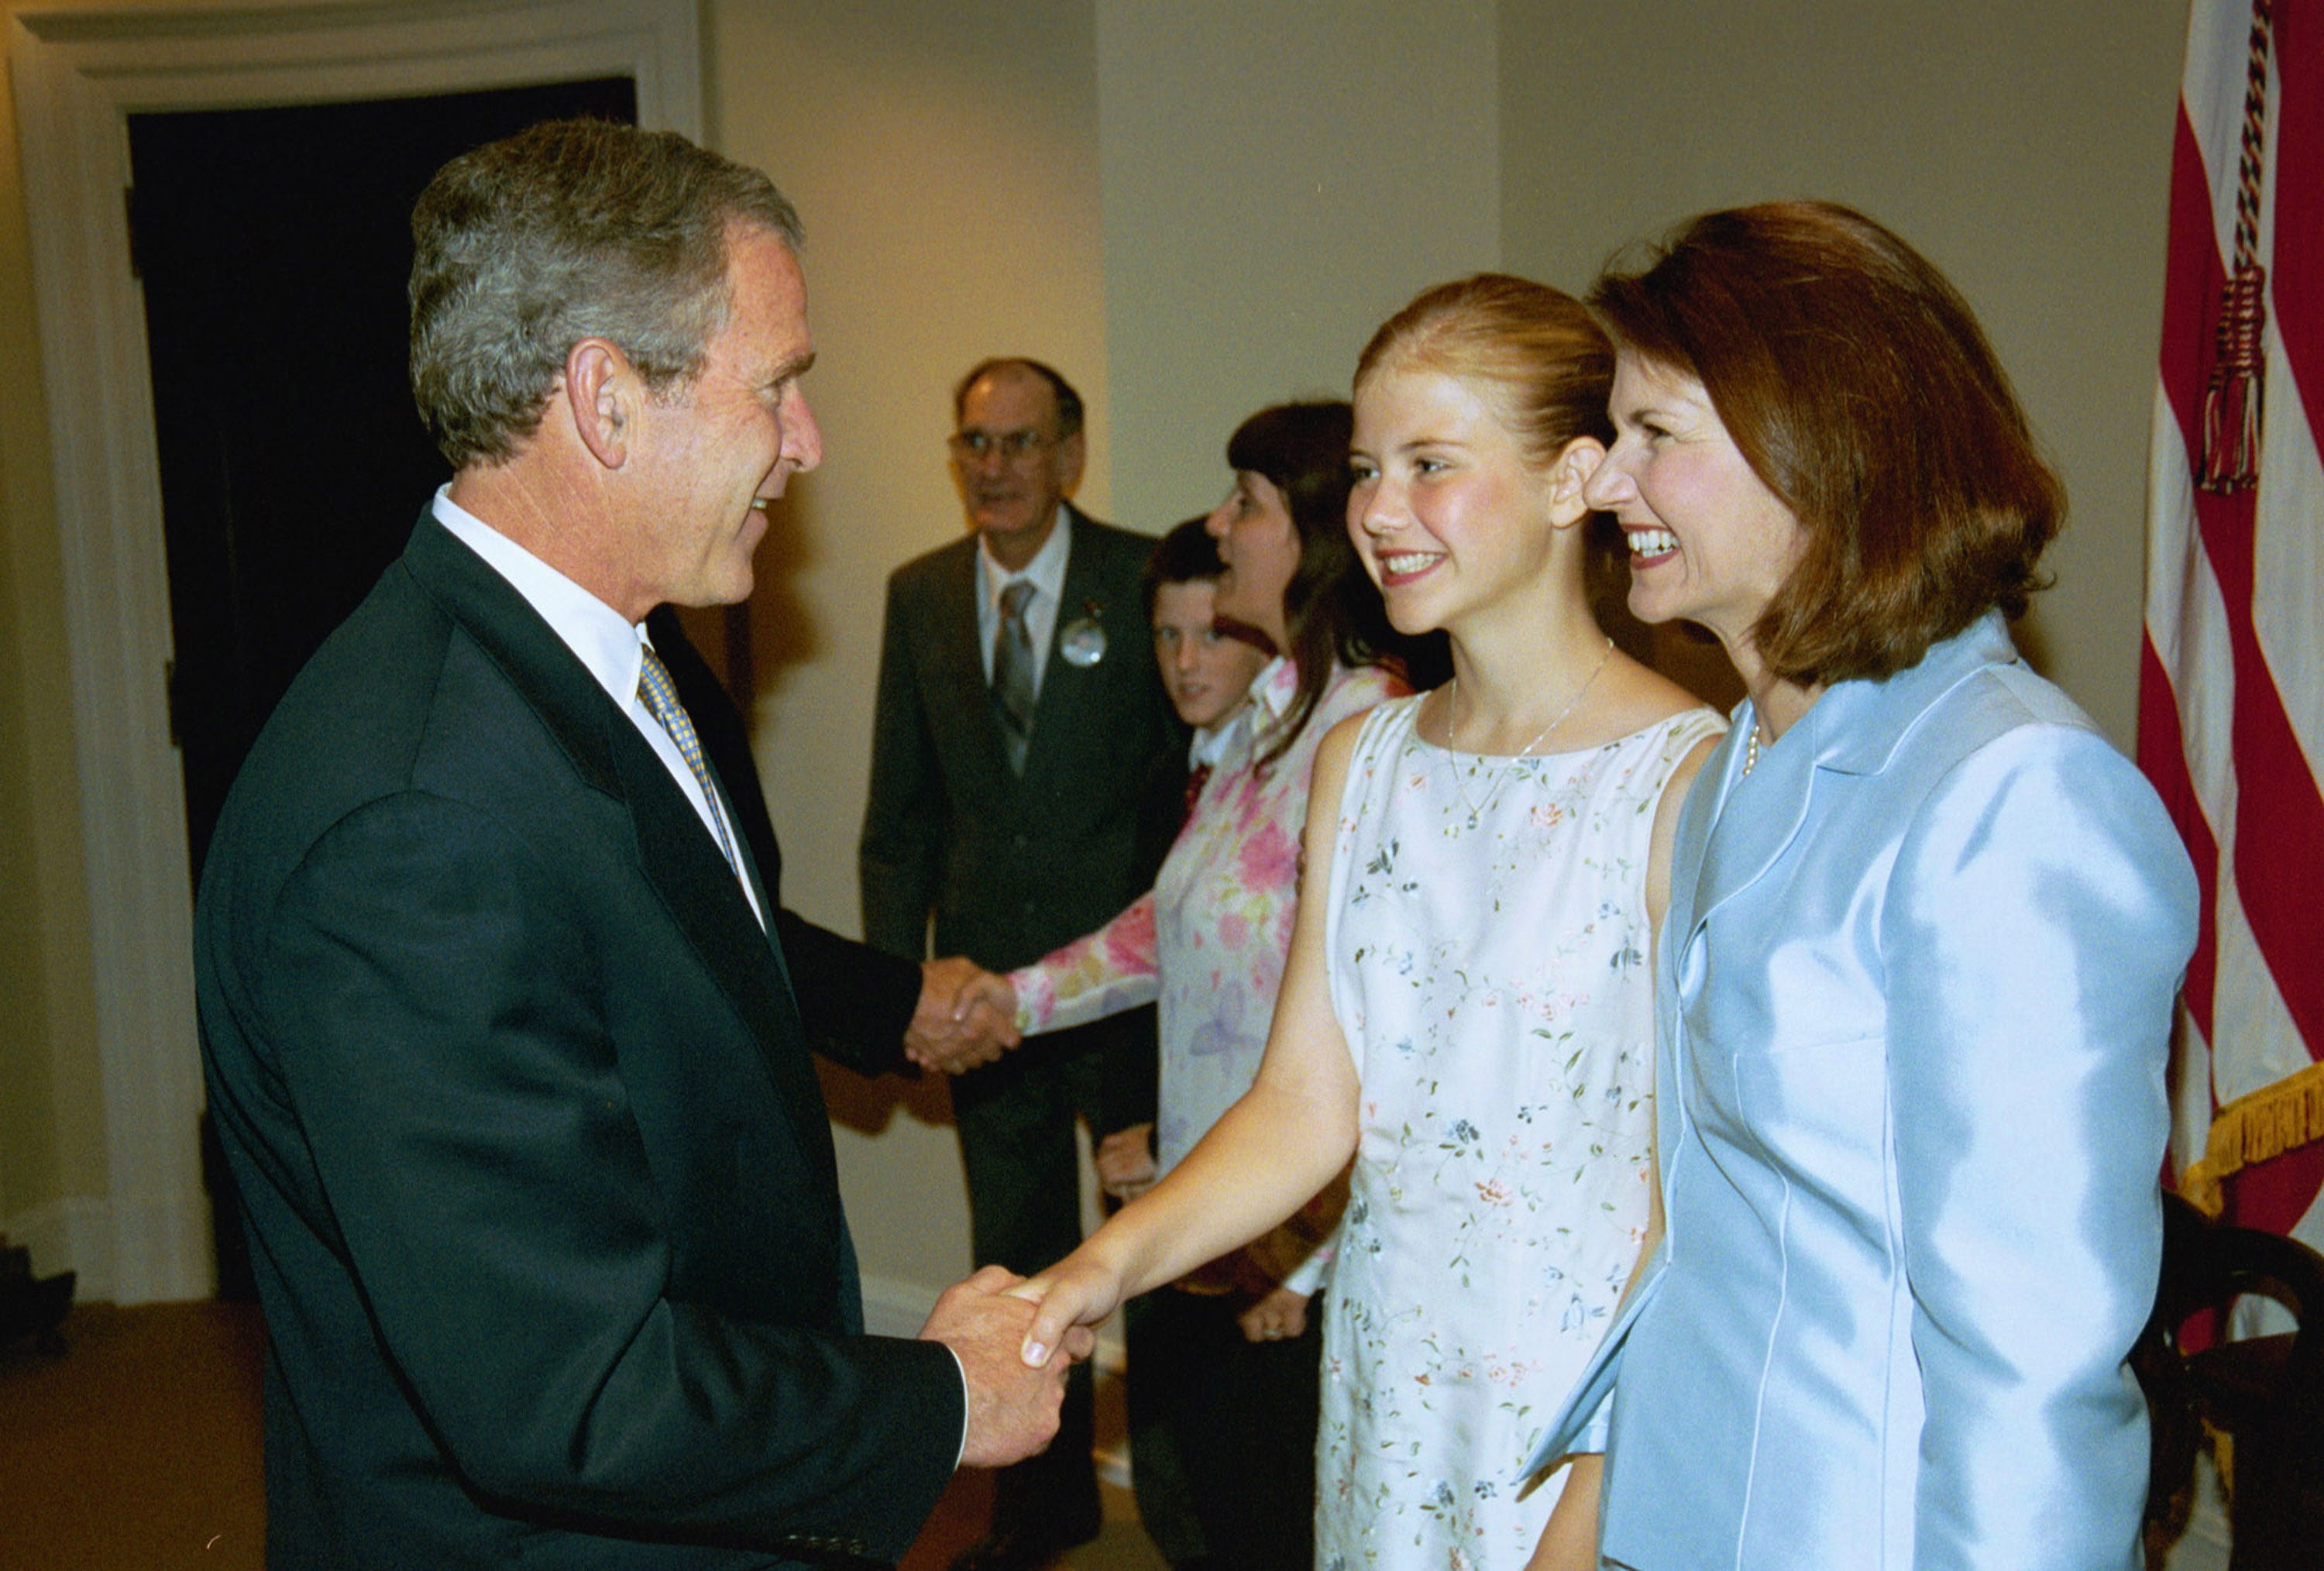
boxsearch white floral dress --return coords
[1317,696,1724,1570]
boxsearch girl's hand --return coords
[1009,1252,1127,1367]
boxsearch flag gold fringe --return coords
[2178,1059,2324,1216]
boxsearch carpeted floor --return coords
[0,1301,267,1569]
[0,1302,1164,1571]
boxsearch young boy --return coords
[1105,515,1272,1571]
[1145,515,1274,755]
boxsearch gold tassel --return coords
[2178,1058,2324,1215]
[2199,263,2268,493]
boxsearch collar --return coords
[1190,706,1250,768]
[1777,609,2020,778]
[1250,656,1298,724]
[977,504,1073,609]
[430,486,655,715]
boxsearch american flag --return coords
[2141,0,2324,1253]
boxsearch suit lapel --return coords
[404,517,625,801]
[1674,611,2021,980]
[607,730,843,1199]
[1022,507,1119,783]
[1683,699,1820,950]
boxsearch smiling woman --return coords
[1530,201,2199,1571]
[1587,356,1803,664]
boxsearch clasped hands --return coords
[906,957,1020,1074]
[918,1265,1098,1468]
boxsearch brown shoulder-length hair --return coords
[1225,401,1413,768]
[1588,201,2061,686]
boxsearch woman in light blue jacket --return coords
[1528,201,2199,1569]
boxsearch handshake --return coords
[906,957,1022,1074]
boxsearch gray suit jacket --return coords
[860,507,1183,971]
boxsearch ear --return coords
[564,339,633,472]
[1545,436,1607,529]
[1054,428,1088,495]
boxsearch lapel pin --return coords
[1058,599,1107,668]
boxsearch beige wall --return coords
[718,0,1501,1305]
[0,0,112,1257]
[1499,0,2187,748]
[706,0,1114,1298]
[1095,0,1500,531]
[0,0,2188,1302]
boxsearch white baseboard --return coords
[858,1270,940,1339]
[105,1190,218,1303]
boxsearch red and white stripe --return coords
[2142,0,2324,1249]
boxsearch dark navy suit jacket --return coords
[197,515,960,1568]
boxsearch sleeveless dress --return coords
[1316,695,1724,1570]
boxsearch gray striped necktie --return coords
[992,578,1037,773]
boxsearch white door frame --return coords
[9,0,701,1303]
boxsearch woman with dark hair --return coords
[1012,277,1721,1570]
[1525,201,2199,1569]
[1214,401,1435,767]
[953,402,1407,1571]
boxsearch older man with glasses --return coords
[861,359,1184,1570]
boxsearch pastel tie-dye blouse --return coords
[1009,658,1404,1289]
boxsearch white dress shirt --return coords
[430,489,765,928]
[974,507,1073,696]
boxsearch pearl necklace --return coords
[1444,636,1614,830]
[1741,722,1765,778]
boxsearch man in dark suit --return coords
[194,120,1077,1569]
[860,360,1184,1569]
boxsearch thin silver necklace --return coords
[1444,635,1614,830]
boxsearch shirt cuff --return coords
[946,1343,968,1470]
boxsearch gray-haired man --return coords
[197,119,1080,1569]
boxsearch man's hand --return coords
[907,958,1019,1073]
[920,1265,1095,1469]
[1236,1284,1309,1344]
[1094,1123,1157,1201]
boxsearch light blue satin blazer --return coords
[1526,614,2196,1569]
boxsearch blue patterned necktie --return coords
[636,642,740,874]
[992,578,1038,774]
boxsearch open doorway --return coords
[132,77,638,890]
[11,0,702,1308]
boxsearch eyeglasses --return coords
[949,428,1055,463]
